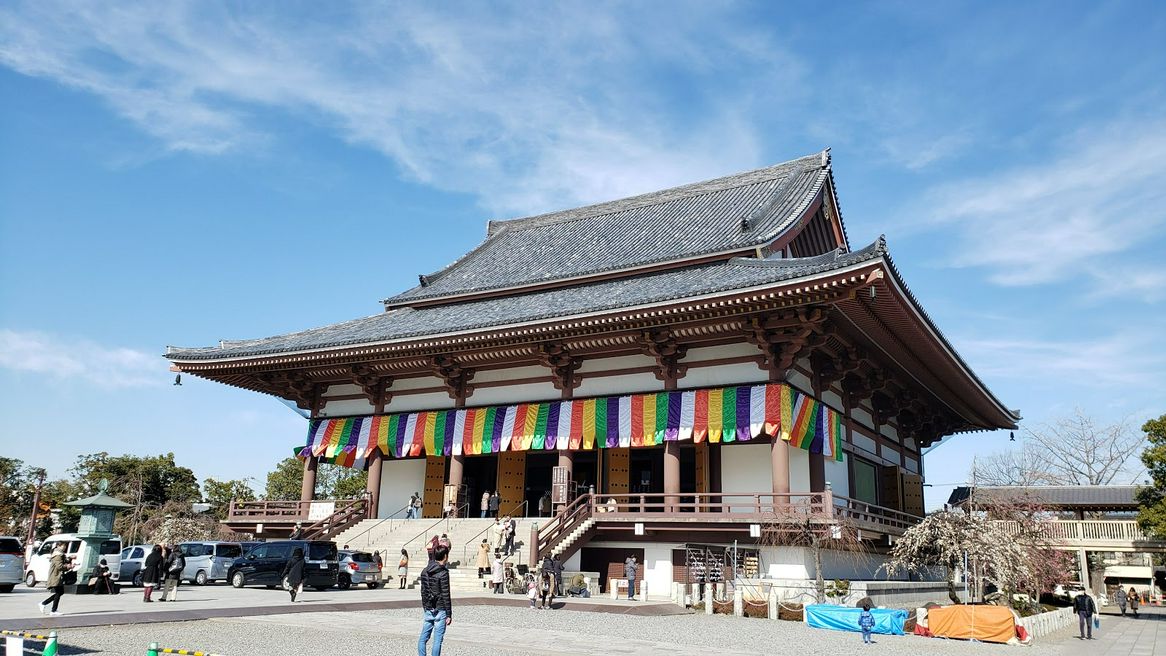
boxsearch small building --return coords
[168,150,1018,596]
[948,485,1165,597]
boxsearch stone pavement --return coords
[0,581,683,631]
[1060,605,1164,656]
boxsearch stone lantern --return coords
[64,478,132,584]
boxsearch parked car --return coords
[228,540,337,591]
[338,550,381,589]
[178,542,245,585]
[26,533,122,587]
[0,536,23,593]
[118,544,153,586]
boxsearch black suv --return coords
[228,540,338,591]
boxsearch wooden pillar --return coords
[664,442,681,512]
[448,454,465,516]
[771,437,790,495]
[557,450,574,475]
[300,456,317,504]
[809,452,826,493]
[366,451,383,518]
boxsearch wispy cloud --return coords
[0,1,801,216]
[954,330,1166,390]
[914,117,1166,299]
[0,330,162,388]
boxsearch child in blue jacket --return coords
[858,601,875,644]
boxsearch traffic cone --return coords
[42,631,58,656]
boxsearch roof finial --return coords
[820,148,831,168]
[418,274,429,287]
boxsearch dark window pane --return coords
[308,543,337,561]
[216,544,242,559]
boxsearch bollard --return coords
[768,589,778,620]
[5,636,23,655]
[639,580,647,602]
[705,582,714,615]
[44,631,58,656]
[733,587,743,617]
[148,642,160,656]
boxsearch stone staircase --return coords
[331,517,539,590]
[549,517,596,559]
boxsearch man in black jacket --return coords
[1073,592,1097,640]
[418,545,453,656]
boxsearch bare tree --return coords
[971,409,1145,486]
[762,500,868,603]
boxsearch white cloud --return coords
[954,331,1166,390]
[0,330,163,388]
[0,1,799,215]
[915,118,1166,297]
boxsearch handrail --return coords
[400,514,452,557]
[340,505,412,549]
[460,500,529,565]
[302,498,368,540]
[531,493,593,568]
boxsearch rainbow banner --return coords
[299,383,845,465]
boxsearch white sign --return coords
[255,523,264,534]
[308,501,335,521]
[749,524,761,538]
[634,522,645,536]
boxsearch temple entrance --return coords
[573,451,598,498]
[630,448,663,495]
[525,452,558,517]
[462,454,498,518]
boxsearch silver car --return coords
[0,537,22,592]
[337,550,381,589]
[118,544,154,586]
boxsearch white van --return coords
[26,533,122,587]
[178,542,244,585]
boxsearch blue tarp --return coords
[804,604,908,635]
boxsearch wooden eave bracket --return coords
[537,342,582,392]
[351,364,393,407]
[639,328,689,383]
[430,355,475,401]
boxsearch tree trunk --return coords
[947,568,961,604]
[813,538,825,603]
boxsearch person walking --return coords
[476,539,491,579]
[159,545,185,602]
[438,533,452,553]
[38,543,70,616]
[503,516,516,557]
[624,555,638,600]
[141,544,163,602]
[1129,587,1140,617]
[480,491,490,518]
[538,571,555,610]
[491,554,505,594]
[409,492,423,519]
[398,549,410,590]
[858,601,875,644]
[418,544,453,656]
[281,547,305,602]
[490,519,503,554]
[1073,591,1097,640]
[487,491,499,518]
[426,535,440,562]
[373,550,384,573]
[1116,587,1128,616]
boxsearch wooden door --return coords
[497,451,526,515]
[606,448,630,495]
[902,473,924,517]
[423,456,446,518]
[880,465,903,511]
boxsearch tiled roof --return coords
[385,150,831,305]
[166,238,886,362]
[947,485,1139,509]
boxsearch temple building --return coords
[167,150,1018,596]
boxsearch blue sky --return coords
[1,1,1163,508]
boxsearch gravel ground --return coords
[39,606,1080,656]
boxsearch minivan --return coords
[228,540,337,590]
[118,544,153,586]
[178,542,244,585]
[26,533,122,587]
[0,536,22,592]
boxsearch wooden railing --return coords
[302,498,368,540]
[226,499,367,524]
[992,520,1154,544]
[530,491,917,567]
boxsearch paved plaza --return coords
[2,584,1164,655]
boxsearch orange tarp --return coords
[927,605,1016,643]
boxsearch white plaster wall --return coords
[719,443,772,512]
[576,354,657,373]
[320,398,375,417]
[851,406,875,430]
[322,383,361,397]
[562,551,582,572]
[392,375,447,392]
[584,540,679,599]
[470,381,560,406]
[683,343,759,362]
[882,445,900,462]
[824,453,849,498]
[881,423,899,442]
[821,389,844,410]
[385,391,453,414]
[378,458,427,519]
[851,433,877,455]
[575,372,662,398]
[761,545,811,578]
[905,457,919,474]
[786,369,812,391]
[759,546,889,580]
[472,365,548,384]
[680,362,767,389]
[788,447,810,494]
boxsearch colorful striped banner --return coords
[299,383,845,465]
